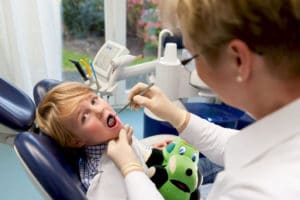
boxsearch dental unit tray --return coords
[92,40,130,94]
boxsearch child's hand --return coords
[153,139,173,150]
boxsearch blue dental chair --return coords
[0,78,86,200]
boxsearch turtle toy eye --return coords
[192,153,197,162]
[179,146,186,155]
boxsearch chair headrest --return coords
[33,79,61,105]
[0,78,35,131]
[14,131,86,200]
[163,35,184,49]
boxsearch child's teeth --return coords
[107,115,116,127]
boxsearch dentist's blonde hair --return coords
[35,82,94,147]
[177,0,300,79]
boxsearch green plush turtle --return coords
[145,138,202,200]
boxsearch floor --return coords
[0,108,144,200]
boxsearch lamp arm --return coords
[115,60,158,81]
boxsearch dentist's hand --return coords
[128,82,188,131]
[107,125,143,176]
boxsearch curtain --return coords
[104,0,127,106]
[0,0,62,97]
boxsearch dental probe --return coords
[116,82,154,115]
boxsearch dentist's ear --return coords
[228,39,252,82]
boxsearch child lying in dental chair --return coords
[35,81,201,200]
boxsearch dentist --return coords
[108,0,300,199]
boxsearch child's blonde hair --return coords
[35,82,94,147]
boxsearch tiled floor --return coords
[0,144,43,199]
[0,108,144,200]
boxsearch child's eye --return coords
[91,97,97,105]
[81,113,88,123]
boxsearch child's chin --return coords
[112,125,122,135]
[107,132,119,142]
[111,134,119,140]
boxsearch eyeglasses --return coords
[181,54,198,66]
[180,55,198,72]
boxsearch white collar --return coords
[225,98,300,169]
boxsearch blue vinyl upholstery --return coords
[14,131,86,200]
[33,79,61,105]
[0,78,35,131]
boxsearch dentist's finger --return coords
[128,125,133,136]
[128,82,149,101]
[129,102,140,110]
[127,126,133,145]
[132,95,153,109]
[122,124,133,137]
[122,124,130,130]
[119,127,129,141]
[130,103,141,111]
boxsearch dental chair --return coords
[1,78,179,200]
[0,78,87,200]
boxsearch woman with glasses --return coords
[107,0,300,199]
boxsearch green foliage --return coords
[129,56,156,66]
[63,49,154,71]
[62,0,104,38]
[138,1,161,56]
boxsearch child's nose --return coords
[95,108,104,119]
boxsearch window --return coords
[62,0,161,106]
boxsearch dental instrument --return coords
[69,59,89,81]
[116,82,154,115]
[89,61,101,93]
[79,58,93,78]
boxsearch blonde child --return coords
[35,82,152,199]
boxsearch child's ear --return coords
[70,139,85,147]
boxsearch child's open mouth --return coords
[107,114,117,128]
